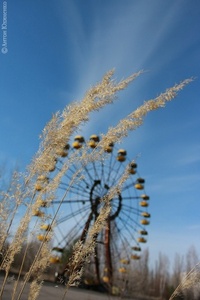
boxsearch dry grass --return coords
[0,69,193,300]
[169,262,200,300]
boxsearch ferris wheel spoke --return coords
[59,172,91,192]
[105,152,114,184]
[121,181,137,192]
[59,160,93,189]
[58,186,90,199]
[57,204,91,224]
[52,199,90,204]
[120,196,140,200]
[121,203,140,213]
[54,223,67,245]
[82,164,97,184]
[114,223,134,258]
[110,234,121,261]
[90,160,99,179]
[115,203,140,215]
[59,225,83,249]
[68,182,91,194]
[119,209,148,231]
[117,212,140,232]
[120,210,140,221]
[59,181,90,195]
[100,160,106,187]
[56,164,81,180]
[122,203,149,215]
[117,215,139,242]
[109,165,124,188]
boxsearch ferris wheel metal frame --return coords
[33,134,151,288]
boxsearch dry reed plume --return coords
[0,69,193,300]
[169,262,200,299]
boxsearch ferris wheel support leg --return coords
[80,212,93,242]
[60,213,93,278]
[94,243,100,284]
[105,218,113,289]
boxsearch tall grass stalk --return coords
[0,172,23,252]
[15,169,82,299]
[0,70,193,300]
[169,262,200,300]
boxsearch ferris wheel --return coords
[33,134,150,287]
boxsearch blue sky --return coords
[0,0,200,268]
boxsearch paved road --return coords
[0,277,125,300]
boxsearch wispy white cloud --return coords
[58,1,186,92]
[56,0,199,141]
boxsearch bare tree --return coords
[153,253,170,299]
[172,253,184,290]
[183,246,199,300]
